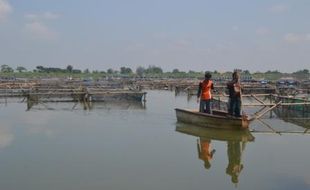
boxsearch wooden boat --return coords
[176,122,255,142]
[175,108,250,130]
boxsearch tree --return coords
[145,65,163,74]
[136,66,145,77]
[66,65,73,73]
[84,68,90,74]
[172,69,179,73]
[243,70,251,75]
[120,67,133,75]
[107,68,114,74]
[292,69,309,80]
[1,65,14,73]
[16,66,27,73]
[293,69,309,75]
[36,65,45,72]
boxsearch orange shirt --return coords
[200,80,213,100]
[200,141,213,161]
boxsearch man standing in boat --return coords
[227,71,241,117]
[197,72,214,113]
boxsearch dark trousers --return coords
[228,97,241,117]
[200,99,212,114]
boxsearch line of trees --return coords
[0,64,309,80]
[0,64,163,75]
[35,65,82,74]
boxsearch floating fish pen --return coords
[129,78,278,94]
[241,84,276,94]
[0,79,146,103]
[206,93,310,121]
[274,95,310,112]
[135,79,198,90]
[301,80,310,89]
[273,107,310,129]
[24,100,146,111]
[180,83,276,96]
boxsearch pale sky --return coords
[0,0,309,72]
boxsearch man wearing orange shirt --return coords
[197,72,214,114]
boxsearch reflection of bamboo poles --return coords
[197,139,201,158]
[277,117,310,120]
[253,106,268,117]
[250,130,310,134]
[212,94,273,98]
[256,119,281,135]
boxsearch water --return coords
[0,91,309,190]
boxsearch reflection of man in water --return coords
[197,138,216,169]
[226,141,244,184]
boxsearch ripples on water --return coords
[0,90,309,190]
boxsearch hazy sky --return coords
[0,0,309,72]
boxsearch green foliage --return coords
[243,70,250,75]
[72,69,82,74]
[84,69,90,74]
[16,66,27,73]
[172,69,180,73]
[145,65,163,74]
[120,67,133,74]
[0,64,308,81]
[36,65,69,73]
[1,65,14,73]
[136,66,145,77]
[66,65,73,73]
[107,68,114,74]
[264,70,283,80]
[292,69,309,80]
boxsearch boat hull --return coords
[175,108,249,130]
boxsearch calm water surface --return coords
[0,91,309,190]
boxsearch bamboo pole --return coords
[251,94,267,106]
[250,101,282,120]
[243,102,310,106]
[250,130,310,134]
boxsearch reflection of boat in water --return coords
[176,122,254,142]
[175,108,250,130]
[274,108,310,129]
[176,122,254,185]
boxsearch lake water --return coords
[0,90,309,190]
